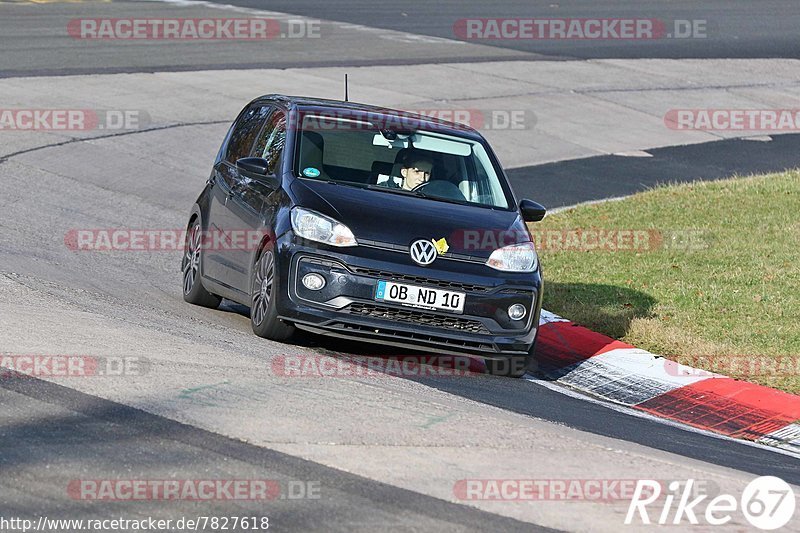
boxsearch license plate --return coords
[375,280,465,314]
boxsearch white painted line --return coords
[538,309,568,325]
[757,423,800,454]
[593,348,717,389]
[533,325,718,406]
[142,0,463,45]
[140,0,322,21]
[612,150,653,158]
[540,355,690,406]
[524,374,800,460]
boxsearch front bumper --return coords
[275,234,542,357]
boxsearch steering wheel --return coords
[414,180,467,201]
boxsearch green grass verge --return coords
[530,170,800,394]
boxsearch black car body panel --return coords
[289,178,531,257]
[186,95,546,359]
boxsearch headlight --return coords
[291,207,357,247]
[486,242,538,272]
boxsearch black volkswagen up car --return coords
[182,95,546,377]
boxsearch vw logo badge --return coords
[410,239,437,266]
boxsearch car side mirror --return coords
[520,199,547,222]
[236,157,280,189]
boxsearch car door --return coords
[205,104,271,287]
[223,108,288,295]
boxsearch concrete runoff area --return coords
[3,59,800,168]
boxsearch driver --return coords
[399,152,433,191]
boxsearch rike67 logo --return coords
[626,476,795,530]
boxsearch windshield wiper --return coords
[321,180,426,197]
[365,184,483,207]
[323,179,369,190]
[324,181,498,209]
[364,184,424,197]
[419,194,473,207]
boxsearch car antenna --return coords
[344,73,349,102]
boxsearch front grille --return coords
[327,322,495,351]
[347,302,490,334]
[500,288,534,295]
[351,267,489,292]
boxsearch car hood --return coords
[290,178,530,257]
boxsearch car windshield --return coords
[294,112,511,209]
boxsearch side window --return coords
[253,111,287,175]
[225,105,271,165]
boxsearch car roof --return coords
[251,94,484,141]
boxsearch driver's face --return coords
[401,161,432,190]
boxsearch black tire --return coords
[484,343,535,378]
[182,220,222,309]
[250,247,295,342]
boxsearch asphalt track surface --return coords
[1,377,545,532]
[214,0,800,60]
[4,0,800,76]
[509,133,800,209]
[2,1,800,531]
[0,0,530,77]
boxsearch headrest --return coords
[371,160,393,175]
